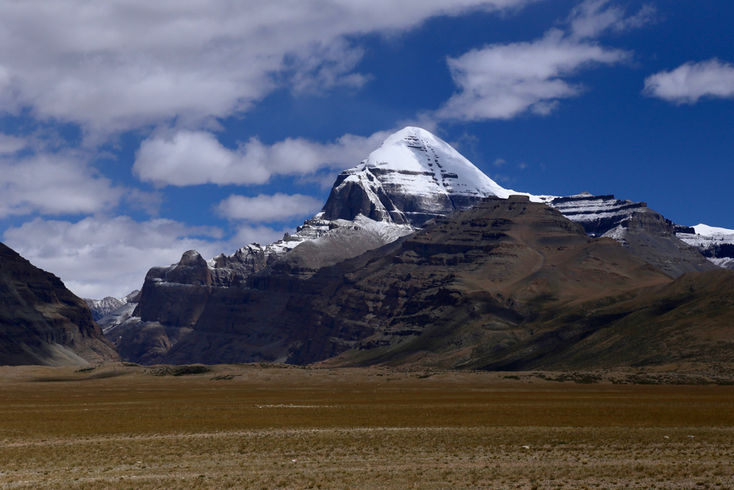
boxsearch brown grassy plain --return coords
[0,364,733,489]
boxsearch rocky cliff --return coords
[0,243,119,366]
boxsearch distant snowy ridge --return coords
[85,296,125,321]
[85,290,140,330]
[694,224,734,237]
[544,193,650,236]
[677,224,734,269]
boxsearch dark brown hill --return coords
[119,196,730,370]
[478,268,734,372]
[311,197,734,371]
[298,196,675,367]
[0,243,119,365]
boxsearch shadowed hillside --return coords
[0,243,118,366]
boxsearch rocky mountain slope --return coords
[485,268,734,371]
[107,126,731,368]
[106,127,522,351]
[299,196,676,368]
[546,193,717,277]
[110,197,734,370]
[0,243,119,366]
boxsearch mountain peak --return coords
[321,126,516,226]
[360,126,511,200]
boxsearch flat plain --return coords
[0,364,733,489]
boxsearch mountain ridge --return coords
[0,242,119,366]
[102,126,732,370]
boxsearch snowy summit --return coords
[322,126,517,226]
[362,126,512,199]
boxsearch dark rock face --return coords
[321,169,408,224]
[0,243,119,366]
[134,251,213,328]
[321,166,486,227]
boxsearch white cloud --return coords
[436,29,627,121]
[283,38,370,94]
[0,153,124,217]
[3,216,227,299]
[643,59,734,104]
[217,193,322,222]
[133,131,269,186]
[434,0,656,121]
[568,0,656,40]
[123,189,163,216]
[0,133,27,155]
[0,0,533,135]
[133,129,390,187]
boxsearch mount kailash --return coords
[95,127,734,368]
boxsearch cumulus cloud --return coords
[568,0,656,40]
[133,129,390,186]
[433,0,658,121]
[0,0,533,135]
[643,59,734,104]
[3,216,228,299]
[436,29,627,121]
[133,131,268,186]
[0,153,124,217]
[217,193,322,222]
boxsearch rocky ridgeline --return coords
[100,127,731,368]
[546,193,717,277]
[676,224,734,269]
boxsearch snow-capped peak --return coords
[360,126,513,199]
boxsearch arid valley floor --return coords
[0,365,733,489]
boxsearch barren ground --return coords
[0,364,733,489]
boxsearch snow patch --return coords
[693,223,734,237]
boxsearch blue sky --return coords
[0,0,733,298]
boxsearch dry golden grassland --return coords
[0,364,733,489]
